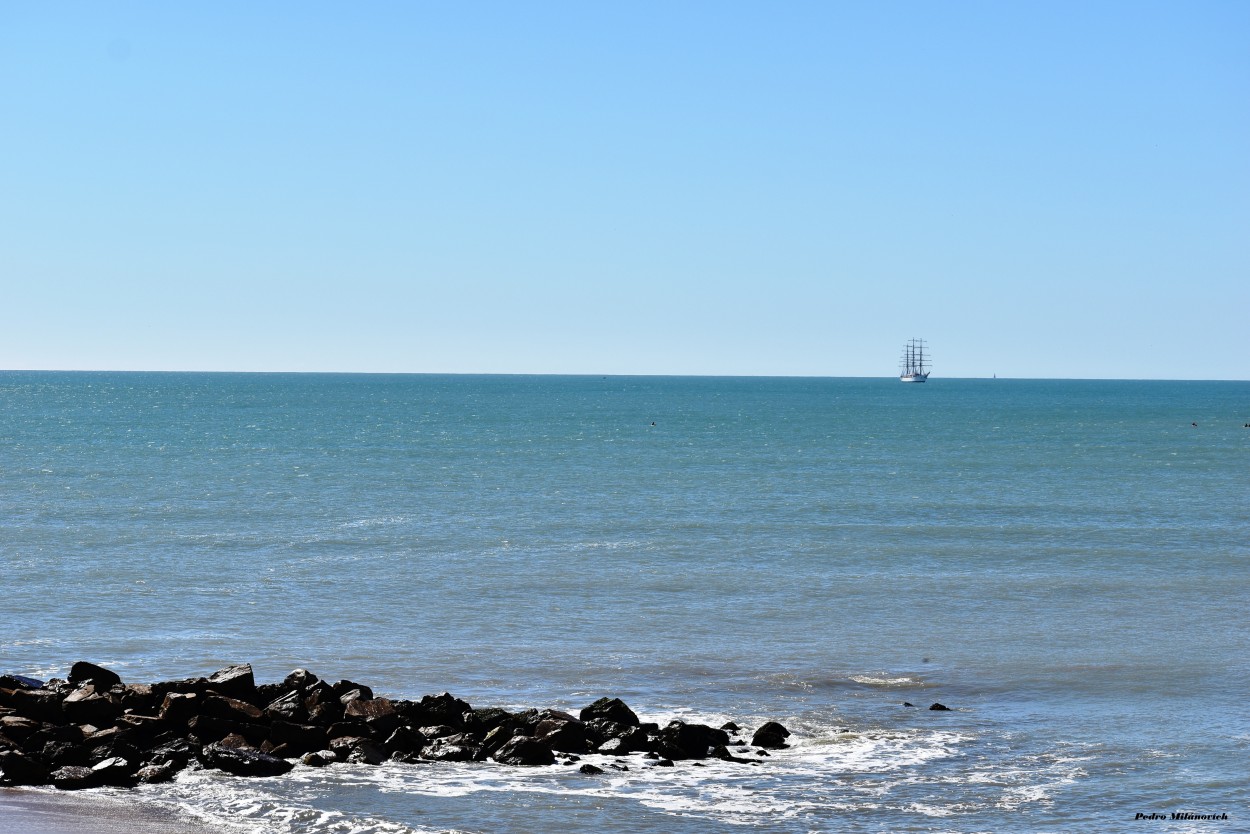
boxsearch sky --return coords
[1,2,1247,379]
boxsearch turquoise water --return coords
[3,372,1248,832]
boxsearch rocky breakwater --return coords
[0,662,793,790]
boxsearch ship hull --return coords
[899,373,929,383]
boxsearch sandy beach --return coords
[0,788,215,834]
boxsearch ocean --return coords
[2,372,1247,833]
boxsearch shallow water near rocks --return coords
[2,372,1248,832]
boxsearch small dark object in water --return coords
[578,763,604,775]
[903,702,915,707]
[929,702,952,711]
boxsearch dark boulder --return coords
[62,688,120,725]
[417,724,459,740]
[720,721,740,732]
[304,686,345,725]
[218,732,256,751]
[42,679,76,697]
[330,680,373,702]
[344,697,400,736]
[492,735,555,766]
[265,690,307,723]
[10,688,64,722]
[41,740,89,768]
[470,707,515,734]
[115,714,166,747]
[269,721,328,754]
[578,763,604,775]
[306,702,342,726]
[253,682,289,707]
[595,726,650,755]
[302,679,336,701]
[199,741,293,777]
[656,721,730,760]
[382,726,427,756]
[136,761,177,783]
[116,684,159,715]
[751,721,791,749]
[205,665,256,701]
[51,765,96,790]
[583,719,617,748]
[301,750,335,767]
[69,662,122,689]
[87,738,141,768]
[711,745,758,764]
[81,725,122,751]
[91,756,137,786]
[579,697,640,727]
[1,715,41,741]
[0,675,43,690]
[404,692,472,728]
[188,714,268,747]
[534,716,588,754]
[328,735,388,765]
[326,720,370,740]
[24,724,83,750]
[421,737,481,762]
[262,741,294,759]
[202,695,264,723]
[510,709,539,732]
[144,738,198,769]
[186,714,236,744]
[0,749,50,784]
[533,708,578,726]
[929,703,952,711]
[151,677,208,699]
[481,725,517,755]
[159,692,201,724]
[283,669,319,691]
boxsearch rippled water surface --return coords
[3,373,1248,832]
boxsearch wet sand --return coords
[0,788,216,834]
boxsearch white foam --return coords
[848,674,923,687]
[120,723,1096,831]
[131,769,443,834]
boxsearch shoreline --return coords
[0,787,215,834]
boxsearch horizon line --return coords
[1,368,1246,383]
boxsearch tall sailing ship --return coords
[899,339,930,382]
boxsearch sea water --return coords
[2,372,1247,833]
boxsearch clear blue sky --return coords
[2,2,1246,378]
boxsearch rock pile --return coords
[0,662,791,790]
